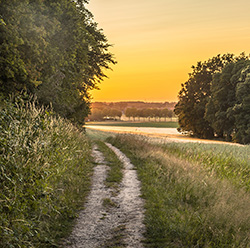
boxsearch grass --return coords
[85,121,179,128]
[102,198,118,208]
[86,128,115,141]
[103,225,126,248]
[91,140,123,191]
[160,142,250,191]
[0,98,93,247]
[107,134,250,248]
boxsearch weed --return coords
[103,225,126,248]
[102,198,118,208]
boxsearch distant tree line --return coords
[88,107,175,121]
[0,0,115,124]
[125,108,174,121]
[91,101,176,111]
[88,108,122,121]
[174,53,250,144]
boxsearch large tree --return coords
[174,54,238,138]
[205,58,250,140]
[0,0,116,123]
[233,64,250,144]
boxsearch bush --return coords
[0,98,93,247]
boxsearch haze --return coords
[88,0,250,102]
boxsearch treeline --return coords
[0,0,115,124]
[88,107,175,121]
[92,101,176,111]
[174,53,250,144]
[89,108,122,121]
[125,107,175,121]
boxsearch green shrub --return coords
[0,98,93,247]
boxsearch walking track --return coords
[64,143,145,248]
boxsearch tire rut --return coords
[64,143,145,248]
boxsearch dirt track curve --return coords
[64,143,145,248]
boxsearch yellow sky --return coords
[88,0,250,102]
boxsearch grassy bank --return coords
[0,99,93,247]
[107,134,250,247]
[85,121,179,128]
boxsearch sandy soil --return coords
[64,143,145,248]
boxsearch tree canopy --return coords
[174,53,250,144]
[0,0,116,124]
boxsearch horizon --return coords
[91,100,177,103]
[88,0,250,102]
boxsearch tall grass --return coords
[159,142,250,191]
[0,98,93,247]
[107,134,250,247]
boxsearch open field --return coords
[106,134,250,247]
[85,121,179,128]
[85,124,242,146]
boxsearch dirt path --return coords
[64,143,145,248]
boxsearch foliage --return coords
[125,107,174,121]
[204,58,250,144]
[0,0,116,124]
[91,101,176,111]
[174,53,248,139]
[204,60,249,140]
[233,65,250,143]
[107,134,250,247]
[0,98,93,247]
[88,108,122,121]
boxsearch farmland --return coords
[106,133,250,247]
[85,121,179,128]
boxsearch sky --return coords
[88,0,250,102]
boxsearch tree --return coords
[232,65,250,144]
[174,54,238,138]
[125,108,137,121]
[205,59,250,140]
[0,0,116,124]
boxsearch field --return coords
[85,121,179,128]
[106,134,250,247]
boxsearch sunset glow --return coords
[88,0,250,102]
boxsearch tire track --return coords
[64,143,145,248]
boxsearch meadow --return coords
[106,134,250,247]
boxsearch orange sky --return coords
[88,0,250,102]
